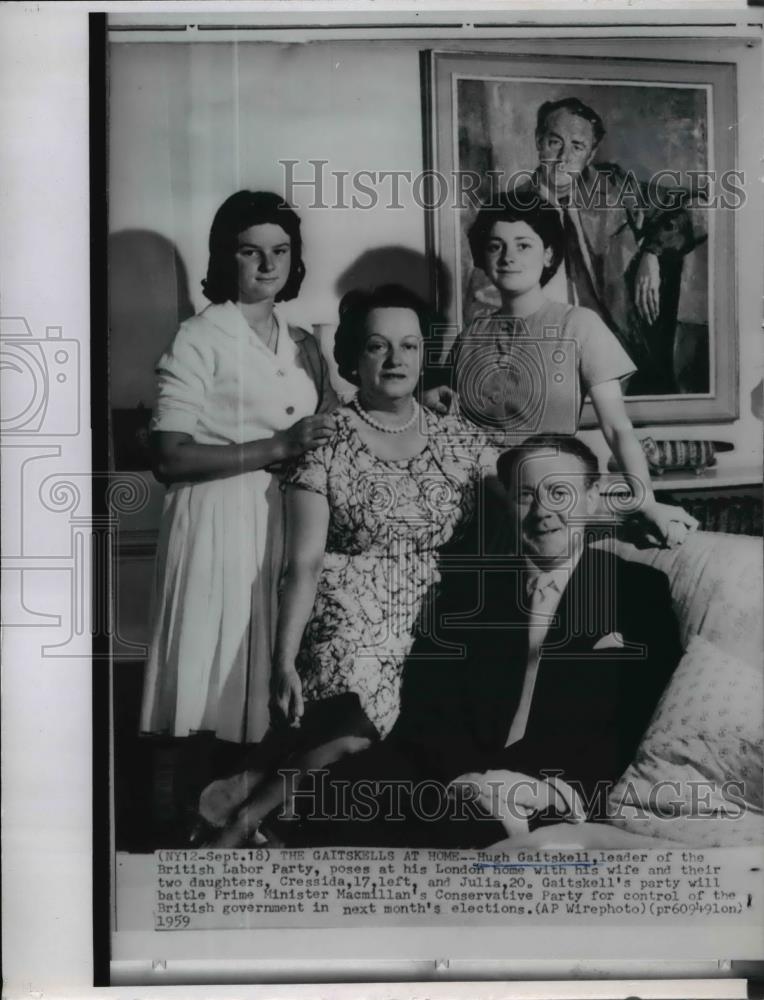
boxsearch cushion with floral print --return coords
[607,634,763,845]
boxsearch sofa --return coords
[497,529,763,849]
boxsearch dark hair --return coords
[497,434,600,491]
[333,284,432,386]
[467,194,564,287]
[536,97,606,147]
[202,190,305,304]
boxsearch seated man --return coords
[290,433,682,847]
[411,433,682,840]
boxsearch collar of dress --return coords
[200,300,309,345]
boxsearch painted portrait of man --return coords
[458,80,712,399]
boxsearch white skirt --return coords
[139,468,283,743]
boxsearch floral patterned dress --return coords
[283,407,487,737]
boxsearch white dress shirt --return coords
[505,561,571,747]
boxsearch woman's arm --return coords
[589,379,698,547]
[151,415,335,485]
[271,485,331,725]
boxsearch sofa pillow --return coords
[602,532,763,669]
[608,634,763,845]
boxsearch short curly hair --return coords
[333,284,433,387]
[467,194,565,288]
[202,190,305,304]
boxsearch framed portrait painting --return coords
[423,50,739,426]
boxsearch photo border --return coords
[1,4,763,999]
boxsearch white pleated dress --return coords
[139,301,322,742]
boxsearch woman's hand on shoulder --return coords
[270,664,305,728]
[638,499,699,548]
[278,413,336,459]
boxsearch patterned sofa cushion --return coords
[601,531,762,668]
[591,531,763,846]
[608,634,763,845]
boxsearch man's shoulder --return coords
[581,547,671,594]
[602,551,676,630]
[580,161,636,189]
[578,549,678,654]
[612,551,668,583]
[513,164,642,207]
[590,161,631,181]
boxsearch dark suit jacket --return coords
[394,547,682,818]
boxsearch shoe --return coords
[187,813,223,847]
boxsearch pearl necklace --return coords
[352,393,419,434]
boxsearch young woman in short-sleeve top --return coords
[140,192,336,745]
[424,196,697,548]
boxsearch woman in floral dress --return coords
[203,284,489,845]
[272,284,489,737]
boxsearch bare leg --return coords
[211,735,373,848]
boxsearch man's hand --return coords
[449,769,555,834]
[422,384,456,415]
[639,500,699,549]
[634,251,660,324]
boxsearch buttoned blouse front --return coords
[142,300,323,743]
[151,300,319,442]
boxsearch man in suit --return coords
[284,434,681,846]
[401,433,682,841]
[465,96,706,394]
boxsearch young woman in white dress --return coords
[140,191,336,745]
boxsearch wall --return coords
[109,35,763,473]
[109,40,427,410]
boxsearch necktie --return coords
[525,572,560,662]
[526,570,563,605]
[505,572,563,747]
